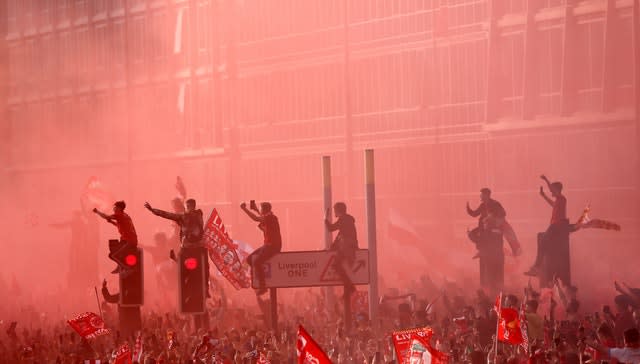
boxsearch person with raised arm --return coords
[241,200,282,296]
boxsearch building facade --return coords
[2,0,639,287]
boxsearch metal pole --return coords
[269,288,278,332]
[322,156,335,314]
[343,0,353,199]
[364,149,379,327]
[94,286,103,318]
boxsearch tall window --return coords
[497,31,525,119]
[8,45,23,98]
[535,27,563,116]
[131,16,146,65]
[196,1,211,65]
[75,0,88,22]
[575,19,604,112]
[94,24,108,74]
[7,0,18,34]
[151,11,167,64]
[23,0,35,31]
[40,0,53,28]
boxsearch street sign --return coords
[251,249,370,288]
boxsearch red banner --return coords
[80,176,114,212]
[67,312,110,339]
[498,306,524,344]
[408,333,450,364]
[297,325,332,364]
[113,343,132,364]
[392,327,433,364]
[203,209,251,289]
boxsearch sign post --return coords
[250,249,370,331]
[365,149,379,327]
[322,156,335,315]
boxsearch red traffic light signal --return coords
[184,257,198,270]
[124,254,138,267]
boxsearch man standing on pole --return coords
[325,202,358,296]
[241,201,282,296]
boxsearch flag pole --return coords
[94,286,103,318]
[492,292,502,364]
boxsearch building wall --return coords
[2,0,638,288]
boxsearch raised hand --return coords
[240,202,247,209]
[144,202,152,211]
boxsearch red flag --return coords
[67,312,110,339]
[203,209,251,289]
[498,307,524,345]
[257,352,271,364]
[175,176,187,199]
[296,325,332,364]
[113,343,132,364]
[81,176,114,212]
[519,303,530,354]
[392,327,433,364]
[132,332,143,362]
[409,333,450,364]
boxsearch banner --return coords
[67,312,110,339]
[113,343,132,364]
[392,327,434,364]
[408,333,450,364]
[519,303,530,354]
[202,209,251,289]
[297,325,332,364]
[494,295,524,345]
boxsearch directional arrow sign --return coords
[251,249,370,288]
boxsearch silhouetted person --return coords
[467,188,521,257]
[101,279,141,337]
[145,198,209,296]
[466,188,506,250]
[325,202,358,296]
[241,201,282,296]
[525,175,570,283]
[93,201,138,276]
[466,188,506,291]
[50,209,99,288]
[145,198,204,248]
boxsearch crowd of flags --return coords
[68,290,539,364]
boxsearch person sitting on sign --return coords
[93,200,138,277]
[325,202,359,296]
[241,200,282,296]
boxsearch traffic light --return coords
[178,246,207,313]
[119,247,144,307]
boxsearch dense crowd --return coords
[1,275,639,364]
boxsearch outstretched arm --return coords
[466,202,481,217]
[144,202,181,223]
[92,208,117,226]
[240,203,263,222]
[539,186,554,207]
